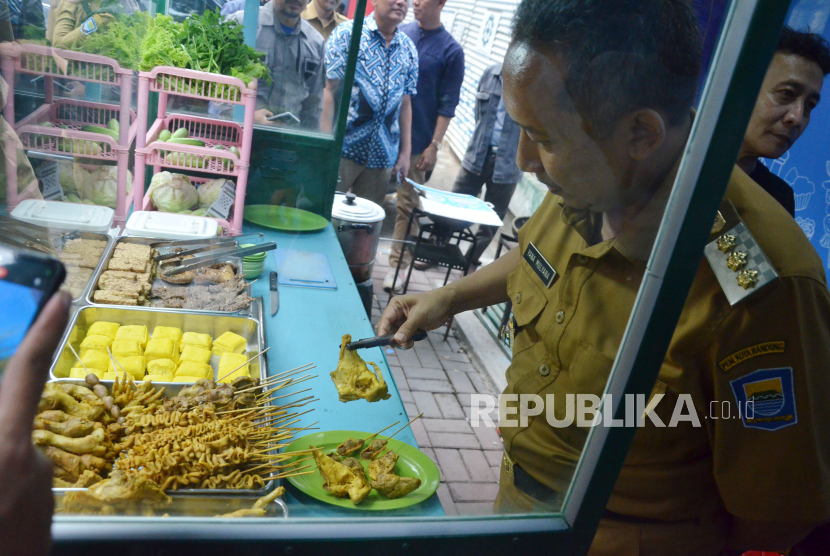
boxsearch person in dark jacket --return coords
[737,26,830,216]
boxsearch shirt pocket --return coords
[475,91,492,121]
[568,339,615,398]
[508,265,549,357]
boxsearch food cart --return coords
[0,0,803,553]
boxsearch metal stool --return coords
[388,208,478,340]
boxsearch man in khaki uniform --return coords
[301,0,347,42]
[0,77,41,204]
[378,0,830,554]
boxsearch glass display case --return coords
[5,0,827,554]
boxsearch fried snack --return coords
[370,473,421,499]
[79,335,114,355]
[80,350,111,373]
[360,438,388,460]
[336,438,364,457]
[311,446,371,504]
[108,355,145,381]
[62,470,171,515]
[146,359,176,379]
[212,332,246,356]
[115,325,149,349]
[180,345,213,365]
[341,457,365,479]
[87,321,121,340]
[34,412,99,437]
[152,326,183,345]
[111,340,143,358]
[215,486,286,518]
[41,445,109,483]
[217,352,250,383]
[181,332,212,352]
[145,338,179,364]
[367,451,399,482]
[331,335,391,403]
[32,428,109,457]
[71,366,105,379]
[176,361,213,379]
[38,384,105,421]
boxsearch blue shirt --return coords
[399,22,464,155]
[326,15,419,168]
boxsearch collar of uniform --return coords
[365,13,400,44]
[261,3,305,36]
[301,1,320,21]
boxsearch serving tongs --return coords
[0,215,57,254]
[346,330,428,350]
[161,242,276,276]
[149,233,265,250]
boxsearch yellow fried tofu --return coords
[111,339,143,358]
[145,338,179,364]
[152,326,183,344]
[212,331,246,356]
[70,366,104,379]
[115,325,149,349]
[79,335,113,353]
[180,345,212,364]
[218,351,249,374]
[87,321,120,340]
[108,355,145,380]
[180,332,212,352]
[102,372,117,380]
[80,350,110,372]
[146,359,176,378]
[218,368,251,384]
[172,376,204,383]
[175,361,213,379]
[143,374,173,382]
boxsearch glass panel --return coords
[2,0,817,551]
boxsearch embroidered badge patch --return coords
[730,368,797,431]
[81,17,98,35]
[718,341,786,372]
[523,242,557,288]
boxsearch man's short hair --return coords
[777,26,830,76]
[511,0,702,137]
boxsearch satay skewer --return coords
[216,347,271,382]
[385,413,424,441]
[66,343,91,375]
[262,470,315,482]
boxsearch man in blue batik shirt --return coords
[322,0,419,206]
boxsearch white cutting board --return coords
[273,249,337,289]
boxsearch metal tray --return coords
[46,379,288,500]
[86,236,254,314]
[49,301,267,382]
[54,491,289,518]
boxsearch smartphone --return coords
[0,244,66,372]
[266,111,301,125]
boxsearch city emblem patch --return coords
[730,368,797,431]
[81,17,98,35]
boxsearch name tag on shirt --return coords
[523,242,557,288]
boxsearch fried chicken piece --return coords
[38,384,105,421]
[32,427,109,457]
[367,450,399,481]
[59,383,103,406]
[160,267,196,285]
[215,487,286,518]
[192,264,236,285]
[62,471,171,515]
[360,438,388,460]
[370,473,421,499]
[53,469,103,488]
[330,334,391,403]
[34,412,99,438]
[40,445,108,483]
[311,446,371,505]
[341,457,365,480]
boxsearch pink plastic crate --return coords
[0,42,132,85]
[141,66,257,104]
[140,114,241,175]
[15,99,136,161]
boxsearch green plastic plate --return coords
[243,205,328,233]
[283,430,440,510]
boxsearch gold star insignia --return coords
[711,211,726,235]
[737,269,758,290]
[717,234,736,253]
[726,251,748,271]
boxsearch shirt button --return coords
[539,364,551,377]
[578,255,589,264]
[514,292,522,304]
[555,311,565,323]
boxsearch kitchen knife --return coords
[270,271,279,316]
[346,330,428,350]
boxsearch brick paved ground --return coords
[370,249,504,516]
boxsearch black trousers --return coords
[451,148,518,264]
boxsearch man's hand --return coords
[254,109,275,125]
[392,153,410,184]
[0,291,71,556]
[378,289,454,349]
[415,144,438,172]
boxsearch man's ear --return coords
[625,109,666,161]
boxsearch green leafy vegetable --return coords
[139,14,190,72]
[78,12,150,70]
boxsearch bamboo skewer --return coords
[66,343,91,374]
[216,347,271,382]
[105,347,129,381]
[364,420,400,443]
[385,413,424,440]
[262,470,315,482]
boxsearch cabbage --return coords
[197,178,226,208]
[191,208,207,216]
[59,162,76,194]
[65,193,81,203]
[148,172,198,212]
[83,166,133,208]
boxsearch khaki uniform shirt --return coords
[50,0,99,49]
[301,2,348,42]
[503,167,830,535]
[0,77,40,202]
